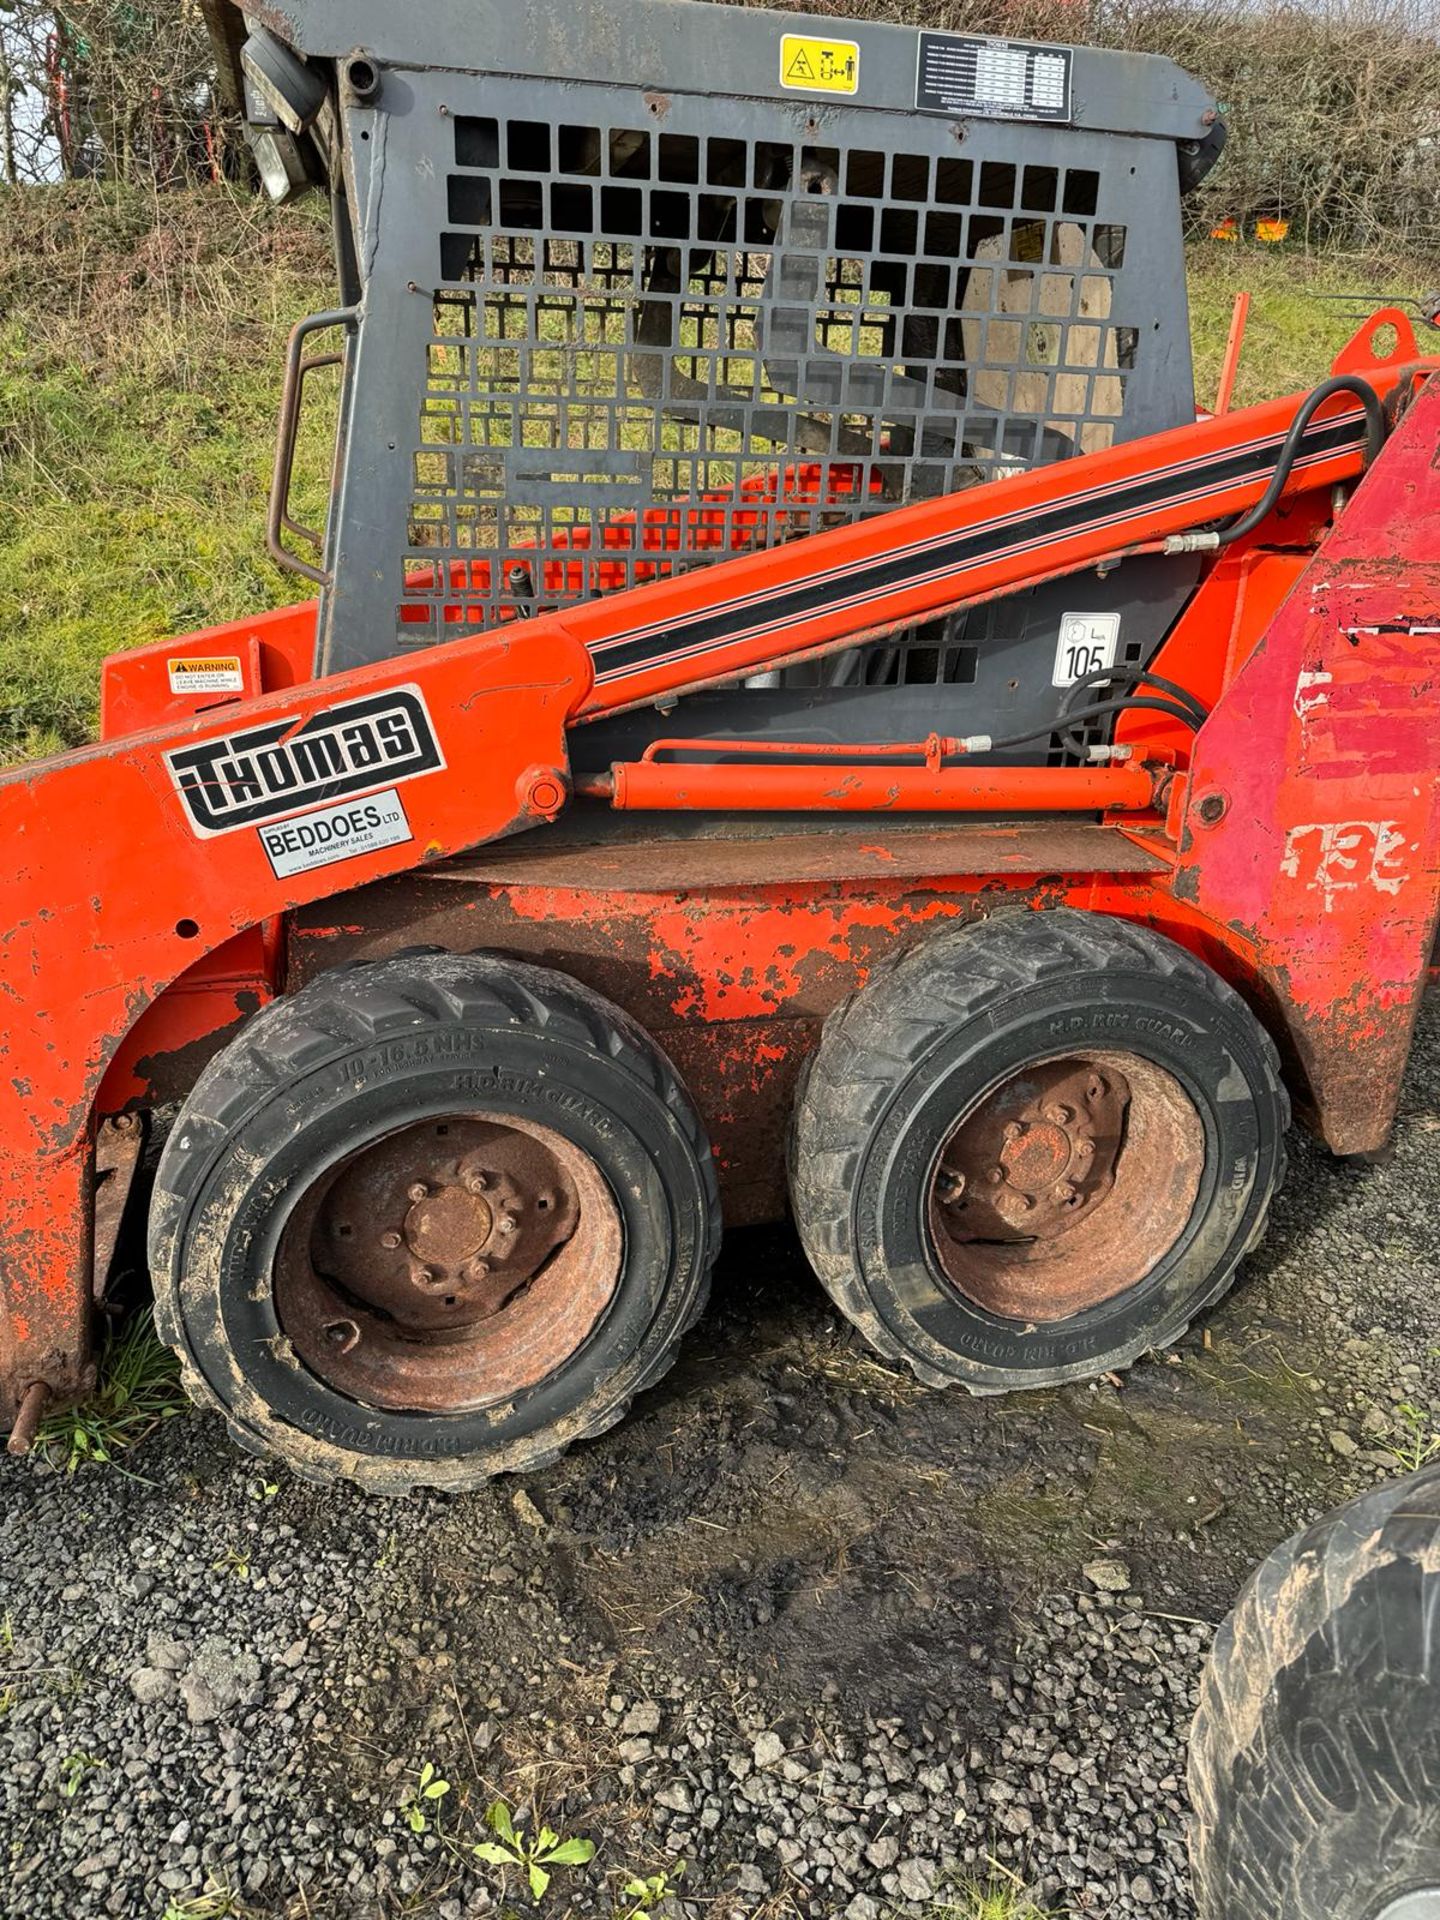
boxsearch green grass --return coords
[33,1306,187,1474]
[2,181,1433,766]
[159,1878,253,1920]
[1186,239,1432,411]
[915,1874,1057,1920]
[0,183,333,763]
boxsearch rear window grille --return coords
[399,102,1153,642]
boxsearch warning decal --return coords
[780,33,860,94]
[167,655,244,695]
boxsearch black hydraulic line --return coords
[1048,664,1208,761]
[1030,379,1386,764]
[984,693,1203,757]
[1061,663,1208,729]
[1212,372,1386,548]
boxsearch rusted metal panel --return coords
[288,864,1155,1221]
[435,818,1172,891]
[1176,376,1440,1154]
[92,1116,144,1304]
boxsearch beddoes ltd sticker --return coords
[259,787,413,878]
[164,686,444,837]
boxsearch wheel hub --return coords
[404,1183,493,1267]
[927,1049,1203,1323]
[275,1111,620,1413]
[940,1060,1128,1244]
[314,1123,583,1340]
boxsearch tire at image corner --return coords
[788,906,1289,1392]
[1189,1465,1440,1920]
[147,950,720,1492]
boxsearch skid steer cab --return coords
[4,0,1440,1493]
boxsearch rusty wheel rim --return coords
[926,1050,1204,1323]
[274,1111,622,1413]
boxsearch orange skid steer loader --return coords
[13,11,1440,1912]
[3,0,1439,1525]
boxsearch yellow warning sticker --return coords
[779,33,860,95]
[167,655,244,695]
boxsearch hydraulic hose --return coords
[1166,373,1386,556]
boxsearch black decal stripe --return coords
[589,414,1365,684]
[589,411,1324,659]
[620,432,1349,683]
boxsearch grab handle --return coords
[267,306,358,587]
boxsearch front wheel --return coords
[149,951,719,1491]
[789,907,1288,1391]
[1190,1466,1440,1918]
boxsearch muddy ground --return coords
[3,1006,1439,1920]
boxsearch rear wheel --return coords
[149,951,719,1491]
[1190,1467,1440,1919]
[789,907,1287,1391]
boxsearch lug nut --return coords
[469,1259,491,1279]
[987,1167,1005,1185]
[498,1215,518,1236]
[1076,1139,1094,1159]
[1055,1181,1076,1203]
[465,1171,489,1194]
[407,1182,429,1202]
[379,1230,402,1250]
[1002,1121,1022,1143]
[1044,1104,1073,1126]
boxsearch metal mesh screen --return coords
[395,88,1158,645]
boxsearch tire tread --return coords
[150,951,720,1493]
[789,907,1288,1392]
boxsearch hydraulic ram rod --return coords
[595,761,1160,813]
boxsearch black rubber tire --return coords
[1190,1466,1440,1920]
[788,907,1288,1392]
[148,951,720,1492]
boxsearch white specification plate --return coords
[258,786,412,878]
[1052,612,1121,688]
[915,32,1073,123]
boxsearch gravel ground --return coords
[5,1002,1440,1920]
